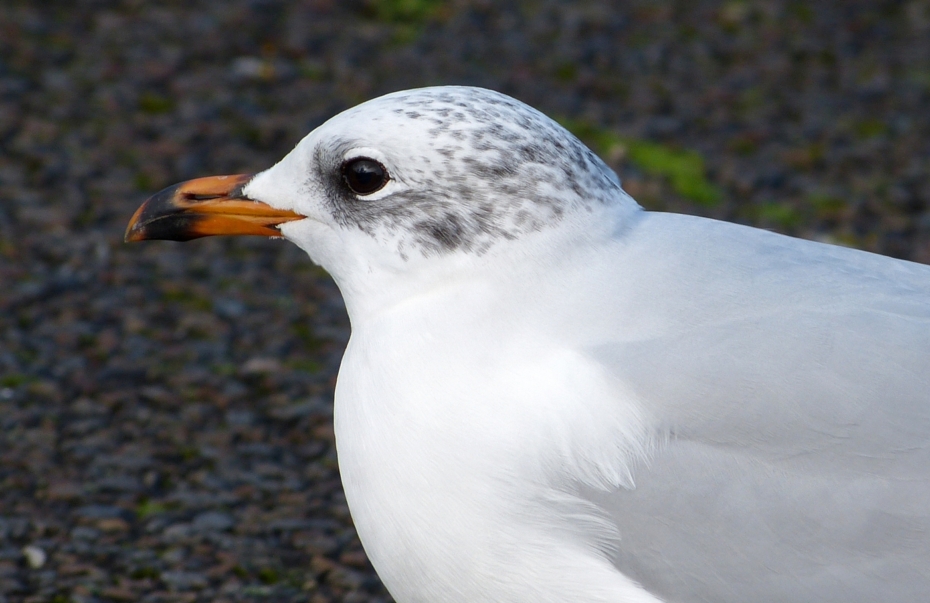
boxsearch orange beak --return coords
[124,174,304,242]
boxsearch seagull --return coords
[126,86,930,603]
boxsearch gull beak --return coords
[124,174,304,242]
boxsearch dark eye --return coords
[342,158,388,196]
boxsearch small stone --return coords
[99,586,136,601]
[57,562,100,577]
[0,560,17,576]
[97,517,130,532]
[240,357,281,375]
[269,397,331,420]
[225,409,254,426]
[327,566,364,590]
[145,591,196,603]
[213,298,245,318]
[161,570,208,590]
[230,56,270,80]
[139,385,176,405]
[192,511,234,532]
[312,424,336,443]
[309,555,336,576]
[339,550,369,568]
[70,526,101,541]
[163,523,193,542]
[75,504,127,519]
[294,532,339,555]
[46,480,83,501]
[21,545,46,569]
[96,475,142,493]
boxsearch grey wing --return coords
[587,215,930,603]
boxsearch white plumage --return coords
[134,86,930,602]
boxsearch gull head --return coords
[125,86,635,306]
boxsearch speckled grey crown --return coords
[314,86,627,257]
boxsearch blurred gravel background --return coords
[2,1,929,602]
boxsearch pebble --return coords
[193,511,235,532]
[21,546,46,569]
[161,570,209,590]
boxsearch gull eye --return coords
[342,158,388,196]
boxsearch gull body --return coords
[127,86,930,602]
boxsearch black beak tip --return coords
[125,182,197,243]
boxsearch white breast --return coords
[332,278,662,603]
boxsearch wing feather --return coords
[580,213,930,602]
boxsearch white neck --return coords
[286,196,642,327]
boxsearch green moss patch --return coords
[560,118,722,206]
